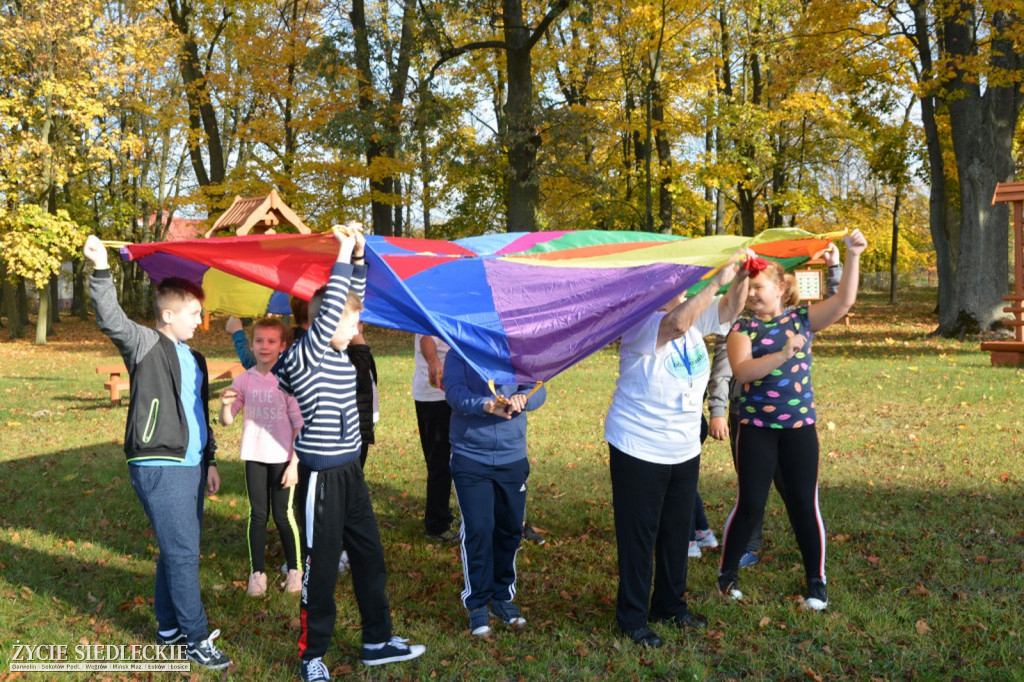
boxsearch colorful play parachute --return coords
[120,229,834,384]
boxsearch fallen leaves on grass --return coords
[916,619,931,635]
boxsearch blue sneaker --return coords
[739,550,760,568]
[489,600,527,630]
[361,636,425,666]
[468,606,492,638]
[185,629,231,670]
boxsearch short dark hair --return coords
[154,277,204,316]
[289,295,310,327]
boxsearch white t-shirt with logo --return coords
[412,334,450,402]
[604,302,728,464]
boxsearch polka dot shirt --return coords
[731,305,816,429]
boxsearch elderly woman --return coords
[605,251,751,648]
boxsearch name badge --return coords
[682,391,700,412]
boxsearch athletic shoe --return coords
[468,606,492,638]
[652,611,708,630]
[739,550,760,568]
[489,600,527,630]
[695,529,719,549]
[284,569,303,593]
[186,629,231,670]
[338,550,350,575]
[718,576,743,601]
[300,656,331,681]
[523,523,546,545]
[688,541,702,558]
[247,571,267,596]
[805,579,828,611]
[361,636,426,666]
[624,626,662,648]
[155,629,186,646]
[425,528,459,543]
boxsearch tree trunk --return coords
[35,289,49,345]
[652,79,672,234]
[49,276,59,329]
[889,186,902,305]
[72,258,88,320]
[167,0,227,188]
[17,278,30,325]
[503,0,539,232]
[939,2,1022,335]
[2,261,23,338]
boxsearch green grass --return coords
[2,288,1023,680]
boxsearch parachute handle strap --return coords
[487,379,543,405]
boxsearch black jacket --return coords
[90,270,216,466]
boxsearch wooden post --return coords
[980,182,1024,365]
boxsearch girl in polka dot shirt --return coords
[717,230,867,612]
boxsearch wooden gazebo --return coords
[204,188,310,238]
[980,181,1024,366]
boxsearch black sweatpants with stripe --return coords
[719,424,826,584]
[297,460,391,661]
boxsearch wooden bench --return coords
[96,361,246,405]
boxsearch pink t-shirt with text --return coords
[229,367,304,464]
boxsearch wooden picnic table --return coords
[95,361,246,405]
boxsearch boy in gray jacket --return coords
[83,235,231,671]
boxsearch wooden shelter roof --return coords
[992,182,1024,205]
[204,189,310,237]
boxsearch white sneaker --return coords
[688,541,702,558]
[338,550,350,575]
[695,529,719,549]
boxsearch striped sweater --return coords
[275,262,367,471]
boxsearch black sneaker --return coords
[522,523,546,545]
[652,610,708,630]
[155,629,186,646]
[185,629,231,670]
[805,579,828,611]
[425,528,459,543]
[300,656,331,681]
[361,636,426,666]
[624,626,662,648]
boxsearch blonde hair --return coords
[753,261,800,308]
[252,317,291,345]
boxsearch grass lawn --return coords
[1,287,1023,680]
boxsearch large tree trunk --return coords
[939,3,1022,335]
[503,0,540,232]
[890,186,902,305]
[35,288,48,345]
[351,0,415,236]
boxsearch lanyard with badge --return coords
[670,337,700,412]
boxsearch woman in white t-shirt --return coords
[605,250,751,648]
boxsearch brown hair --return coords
[752,261,800,308]
[289,295,310,327]
[154,277,204,316]
[252,317,291,345]
[308,285,364,321]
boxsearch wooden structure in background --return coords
[204,188,310,238]
[980,182,1024,366]
[200,189,310,329]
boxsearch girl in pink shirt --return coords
[221,318,304,595]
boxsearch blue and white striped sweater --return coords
[276,261,367,471]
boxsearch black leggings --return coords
[245,460,302,573]
[719,424,825,583]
